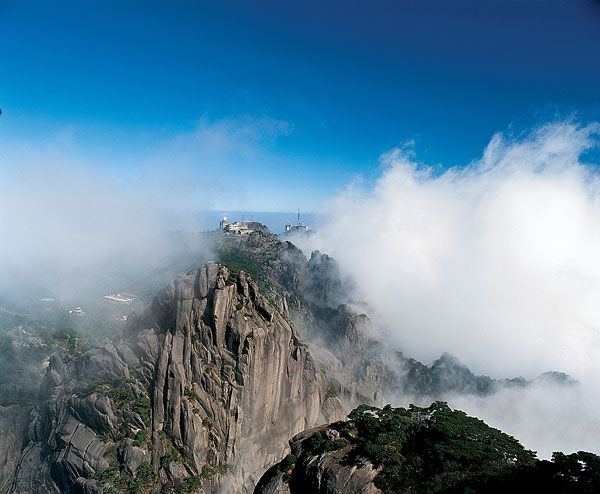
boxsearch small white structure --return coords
[219,215,229,230]
[104,293,135,303]
[69,307,85,316]
[41,297,55,302]
[219,215,254,235]
[284,223,309,233]
[284,209,311,234]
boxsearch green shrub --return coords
[183,388,197,401]
[107,386,136,405]
[133,395,151,426]
[200,464,216,478]
[345,402,538,493]
[96,460,120,484]
[133,430,147,447]
[99,433,112,444]
[135,461,154,483]
[325,385,340,400]
[217,249,266,285]
[303,431,348,456]
[174,475,202,493]
[160,443,183,470]
[277,453,297,474]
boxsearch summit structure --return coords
[219,215,254,235]
[284,209,311,234]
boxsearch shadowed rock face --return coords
[1,263,344,493]
[254,424,381,494]
[0,407,31,493]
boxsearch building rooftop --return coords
[219,216,254,235]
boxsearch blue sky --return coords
[2,0,600,211]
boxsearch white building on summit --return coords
[219,216,254,235]
[284,210,310,234]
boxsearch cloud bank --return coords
[0,113,299,301]
[298,121,600,455]
[0,124,210,301]
[449,379,600,458]
[307,121,600,379]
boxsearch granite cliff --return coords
[0,262,343,493]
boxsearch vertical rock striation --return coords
[2,263,343,493]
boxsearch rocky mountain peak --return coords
[1,262,344,493]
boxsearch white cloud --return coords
[0,113,303,299]
[447,379,600,458]
[297,121,600,455]
[306,121,600,379]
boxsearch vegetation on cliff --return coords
[259,402,600,493]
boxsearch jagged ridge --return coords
[1,263,344,493]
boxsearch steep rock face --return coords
[136,263,336,491]
[3,263,343,493]
[254,426,380,494]
[218,236,567,410]
[300,251,349,310]
[0,406,31,493]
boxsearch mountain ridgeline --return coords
[0,226,596,493]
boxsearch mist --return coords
[297,121,600,455]
[3,119,600,457]
[448,380,600,458]
[0,134,216,308]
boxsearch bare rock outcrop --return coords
[2,263,343,493]
[0,406,31,493]
[254,425,380,494]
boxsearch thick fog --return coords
[0,138,215,304]
[298,121,600,456]
[0,113,306,304]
